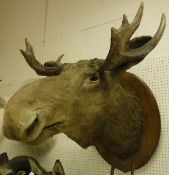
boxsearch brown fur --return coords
[3,3,165,160]
[3,60,143,159]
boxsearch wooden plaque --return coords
[96,72,161,172]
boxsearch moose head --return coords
[3,3,165,162]
[0,153,65,175]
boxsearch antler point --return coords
[20,49,26,55]
[162,13,166,20]
[56,54,64,63]
[111,27,117,33]
[25,38,29,45]
[122,14,129,25]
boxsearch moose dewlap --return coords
[2,2,165,173]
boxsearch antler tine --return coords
[112,2,143,52]
[122,13,166,58]
[104,3,144,70]
[125,2,144,39]
[122,14,129,25]
[121,2,143,30]
[20,38,63,76]
[24,38,35,56]
[56,54,64,63]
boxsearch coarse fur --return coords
[3,60,143,159]
[3,3,165,161]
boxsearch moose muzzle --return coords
[3,105,44,142]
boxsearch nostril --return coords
[25,115,39,138]
[23,113,44,142]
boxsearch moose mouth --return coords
[26,121,65,144]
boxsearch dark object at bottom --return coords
[0,152,65,175]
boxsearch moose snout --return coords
[3,107,44,142]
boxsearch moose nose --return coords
[22,114,43,142]
[3,108,44,142]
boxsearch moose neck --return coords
[95,84,144,159]
[62,81,144,159]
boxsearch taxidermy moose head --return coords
[3,2,166,173]
[0,153,65,175]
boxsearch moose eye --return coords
[83,73,100,89]
[90,74,98,82]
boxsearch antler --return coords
[20,38,64,76]
[104,2,166,71]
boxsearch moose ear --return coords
[116,36,152,72]
[28,158,44,175]
[129,36,152,49]
[52,160,65,175]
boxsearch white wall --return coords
[43,0,169,61]
[0,0,46,96]
[0,0,169,175]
